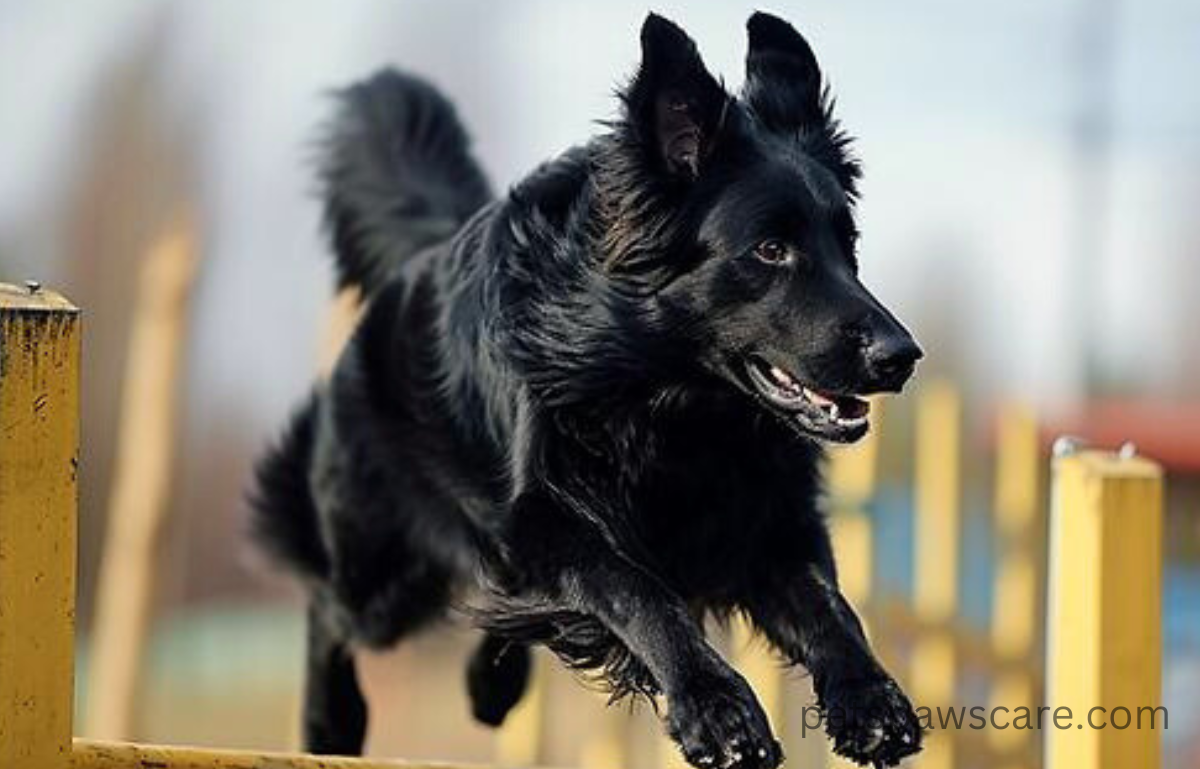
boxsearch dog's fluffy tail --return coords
[249,393,329,580]
[321,69,493,296]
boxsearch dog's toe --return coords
[821,675,924,767]
[668,671,783,769]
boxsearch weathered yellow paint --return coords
[0,283,80,769]
[1044,450,1162,769]
[910,381,961,769]
[987,404,1042,764]
[86,219,199,739]
[495,652,547,766]
[72,740,489,769]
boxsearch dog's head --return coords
[601,12,921,443]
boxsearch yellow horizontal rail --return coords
[73,740,485,769]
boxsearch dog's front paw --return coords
[667,671,783,769]
[821,675,923,767]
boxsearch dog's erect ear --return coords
[624,13,728,179]
[743,12,823,129]
[743,12,860,197]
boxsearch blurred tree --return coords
[56,8,198,627]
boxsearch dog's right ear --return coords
[743,12,823,130]
[623,13,728,180]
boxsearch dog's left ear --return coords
[743,12,823,130]
[624,13,729,180]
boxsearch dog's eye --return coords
[753,239,792,265]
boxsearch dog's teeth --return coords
[829,403,839,421]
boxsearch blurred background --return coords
[1,0,1197,767]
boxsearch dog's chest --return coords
[619,411,821,596]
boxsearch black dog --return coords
[252,12,923,768]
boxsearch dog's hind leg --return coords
[304,594,368,755]
[465,633,531,727]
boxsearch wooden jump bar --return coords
[71,740,485,769]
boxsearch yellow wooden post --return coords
[987,404,1043,768]
[1044,448,1163,769]
[910,381,961,769]
[85,218,199,739]
[0,283,80,769]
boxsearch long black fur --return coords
[253,12,925,768]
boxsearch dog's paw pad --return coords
[668,673,783,769]
[821,675,923,767]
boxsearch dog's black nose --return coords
[866,335,923,390]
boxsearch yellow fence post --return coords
[910,381,961,769]
[1044,447,1163,769]
[987,404,1043,769]
[0,283,80,769]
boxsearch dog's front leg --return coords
[508,492,782,769]
[746,548,922,767]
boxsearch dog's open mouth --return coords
[742,355,870,442]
